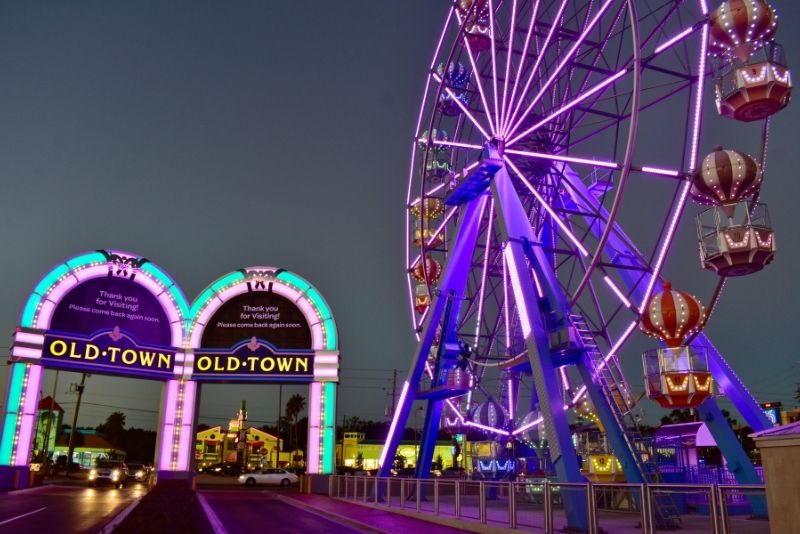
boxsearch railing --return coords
[328,476,769,534]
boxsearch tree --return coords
[97,412,127,448]
[660,409,696,426]
[794,383,800,404]
[285,394,307,451]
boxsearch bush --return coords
[115,480,213,534]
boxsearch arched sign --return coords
[0,252,338,488]
[186,267,339,474]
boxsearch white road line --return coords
[0,506,47,526]
[197,493,229,534]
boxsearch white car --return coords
[238,468,299,487]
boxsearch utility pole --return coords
[390,369,397,419]
[65,373,87,478]
[41,371,60,476]
[276,384,282,467]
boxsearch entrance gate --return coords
[0,250,339,488]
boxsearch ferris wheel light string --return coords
[504,156,590,257]
[640,23,708,311]
[407,206,458,270]
[502,0,542,133]
[500,0,518,132]
[603,275,632,308]
[639,166,682,178]
[505,0,616,139]
[474,198,495,343]
[504,245,533,339]
[512,416,544,435]
[503,0,570,137]
[430,138,484,150]
[462,34,497,135]
[505,148,619,170]
[654,26,696,55]
[507,68,628,147]
[503,243,511,346]
[432,73,492,140]
[466,420,510,436]
[488,0,501,133]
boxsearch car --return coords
[126,463,152,483]
[206,462,246,477]
[238,468,299,487]
[88,460,128,488]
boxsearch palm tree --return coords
[285,394,306,451]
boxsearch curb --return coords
[272,492,385,533]
[98,496,142,534]
[197,492,230,534]
[4,484,50,496]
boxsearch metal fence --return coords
[328,475,769,534]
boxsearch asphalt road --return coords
[202,489,367,534]
[0,482,146,534]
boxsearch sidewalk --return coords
[276,491,501,534]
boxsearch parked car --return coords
[238,468,299,487]
[88,460,128,488]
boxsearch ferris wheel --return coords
[381,1,790,527]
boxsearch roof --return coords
[38,396,64,412]
[750,420,800,439]
[55,432,123,451]
[655,422,716,447]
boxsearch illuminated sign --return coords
[193,338,313,382]
[42,330,176,379]
[761,402,782,426]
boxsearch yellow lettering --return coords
[213,357,225,371]
[50,340,67,357]
[246,356,259,371]
[121,349,137,365]
[277,358,292,372]
[296,357,309,373]
[260,357,275,372]
[85,344,100,361]
[158,353,171,368]
[227,357,240,372]
[139,351,156,367]
[69,342,82,359]
[197,356,212,371]
[108,347,121,362]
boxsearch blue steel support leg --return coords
[696,398,768,516]
[378,195,487,478]
[492,166,587,532]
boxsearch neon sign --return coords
[193,339,314,381]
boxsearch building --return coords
[195,424,284,470]
[32,396,64,461]
[53,429,125,468]
[336,432,461,471]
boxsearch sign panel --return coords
[195,291,313,382]
[42,330,176,379]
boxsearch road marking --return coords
[197,493,230,534]
[0,506,47,526]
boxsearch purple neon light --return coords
[466,420,510,436]
[503,0,541,133]
[654,27,694,55]
[431,138,483,151]
[505,157,590,256]
[432,73,492,140]
[423,362,466,422]
[505,0,615,139]
[640,166,681,177]
[640,24,708,311]
[603,275,632,308]
[568,320,637,405]
[379,381,409,467]
[463,35,497,135]
[560,366,570,391]
[512,416,543,435]
[506,148,619,170]
[507,378,514,419]
[503,0,569,136]
[474,198,494,342]
[410,182,447,206]
[507,68,627,147]
[307,382,322,473]
[503,244,511,344]
[488,0,501,131]
[500,0,517,131]
[158,380,178,470]
[504,245,532,338]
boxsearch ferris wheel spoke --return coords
[463,36,498,135]
[488,0,502,134]
[432,72,493,140]
[500,0,518,134]
[502,0,542,134]
[507,68,629,147]
[505,0,617,139]
[474,199,495,344]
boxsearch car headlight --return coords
[111,469,120,480]
[136,470,144,477]
[89,469,97,480]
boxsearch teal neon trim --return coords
[211,272,244,293]
[189,287,217,321]
[140,262,173,288]
[323,319,337,350]
[20,295,42,328]
[140,262,190,321]
[0,364,26,465]
[0,414,18,465]
[322,382,336,473]
[32,264,69,297]
[65,251,106,270]
[168,285,190,320]
[276,271,311,293]
[306,288,331,319]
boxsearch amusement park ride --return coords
[379,0,790,529]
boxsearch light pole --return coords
[66,373,88,478]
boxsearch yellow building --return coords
[195,425,283,470]
[337,432,464,471]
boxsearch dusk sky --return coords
[0,1,798,434]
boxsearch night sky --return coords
[0,2,798,434]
